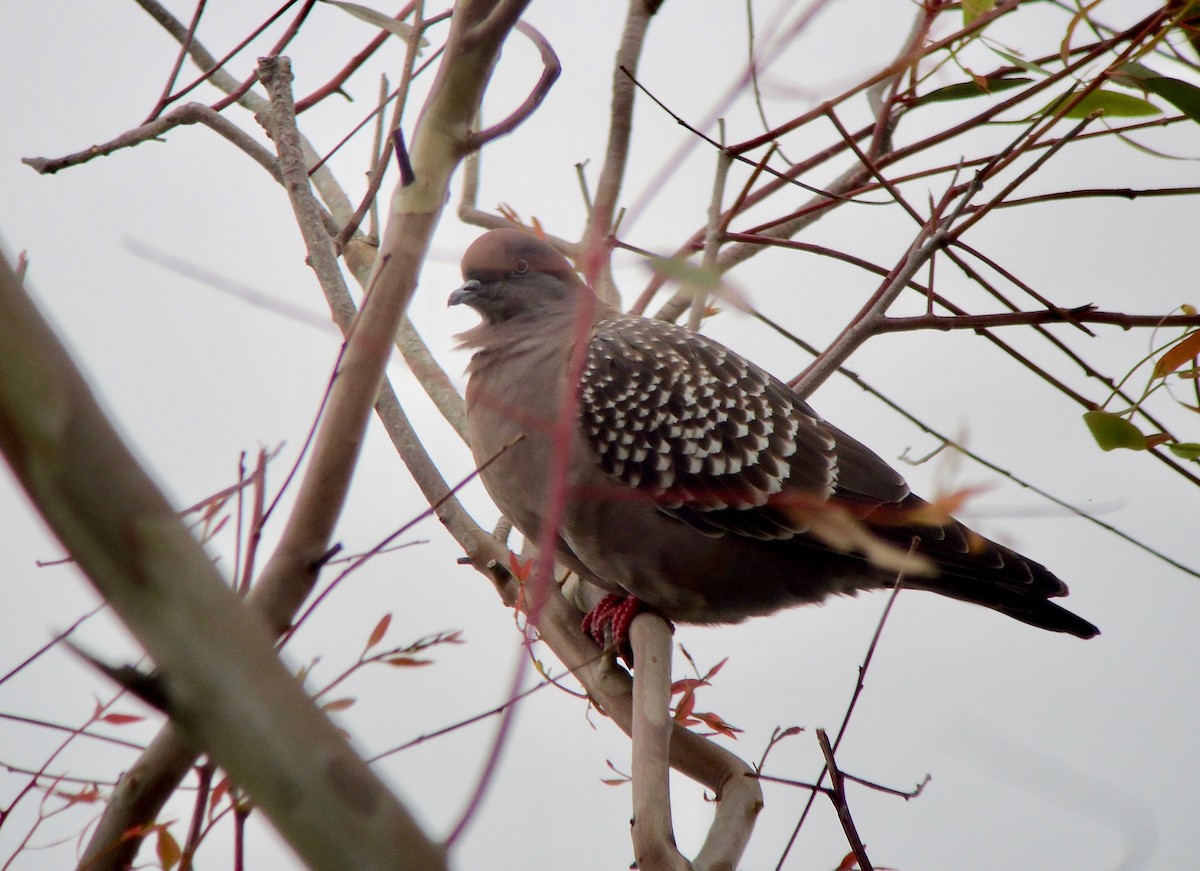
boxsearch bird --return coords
[449,228,1099,646]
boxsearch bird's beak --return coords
[448,279,480,307]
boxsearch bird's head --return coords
[449,229,588,325]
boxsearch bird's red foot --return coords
[581,594,644,652]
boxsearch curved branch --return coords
[465,20,561,150]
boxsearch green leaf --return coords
[1114,63,1200,123]
[1063,89,1160,119]
[988,48,1052,77]
[319,0,428,44]
[647,257,753,313]
[916,76,1033,106]
[1083,410,1148,451]
[647,256,722,289]
[1146,77,1200,123]
[963,0,996,25]
[1169,442,1200,460]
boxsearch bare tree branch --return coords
[23,103,281,179]
[0,250,447,871]
[630,615,693,871]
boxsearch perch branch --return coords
[630,615,692,871]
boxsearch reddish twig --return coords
[816,729,874,871]
[143,0,207,122]
[466,21,561,150]
[877,307,1200,332]
[774,566,909,870]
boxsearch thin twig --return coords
[816,729,873,871]
[143,0,207,122]
[23,103,282,179]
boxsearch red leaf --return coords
[209,778,231,822]
[701,657,729,681]
[507,552,533,581]
[834,850,860,871]
[670,677,708,696]
[1154,330,1200,378]
[693,711,743,739]
[673,688,696,722]
[367,613,392,650]
[100,712,144,725]
[384,656,432,667]
[321,697,355,712]
[52,784,101,804]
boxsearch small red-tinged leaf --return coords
[295,660,316,686]
[602,760,631,785]
[902,484,991,526]
[209,778,232,822]
[673,688,697,722]
[366,613,392,650]
[693,711,743,739]
[835,850,860,871]
[1153,331,1200,378]
[52,784,101,804]
[321,697,356,712]
[384,656,432,667]
[1169,442,1200,460]
[1144,433,1172,449]
[670,677,708,696]
[701,657,728,682]
[1062,89,1160,118]
[1083,410,1147,451]
[156,826,182,870]
[100,712,145,726]
[507,552,533,581]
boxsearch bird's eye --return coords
[514,259,529,275]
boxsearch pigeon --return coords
[449,228,1098,645]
